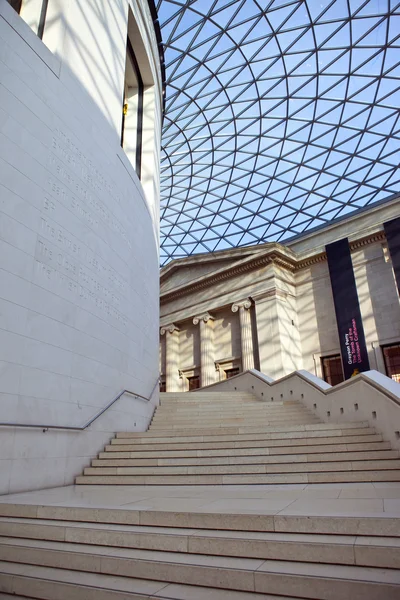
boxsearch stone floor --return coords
[2,482,400,517]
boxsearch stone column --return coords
[160,324,180,392]
[232,299,254,371]
[193,312,215,387]
[252,288,292,379]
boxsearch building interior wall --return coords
[296,262,340,376]
[178,322,199,374]
[213,307,241,366]
[0,0,162,494]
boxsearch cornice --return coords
[350,230,386,249]
[295,252,326,271]
[160,230,387,303]
[295,231,386,271]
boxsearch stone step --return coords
[151,414,321,429]
[160,392,259,399]
[159,405,305,414]
[161,399,266,407]
[140,427,344,446]
[0,561,312,600]
[100,441,392,459]
[113,427,375,445]
[84,458,400,477]
[93,449,399,467]
[160,401,298,408]
[159,396,295,404]
[145,425,367,441]
[154,405,310,414]
[150,416,319,428]
[149,420,320,430]
[160,398,296,405]
[115,422,370,438]
[1,517,399,568]
[1,503,399,535]
[124,425,346,440]
[75,469,400,485]
[106,432,382,452]
[0,537,399,599]
[160,388,254,398]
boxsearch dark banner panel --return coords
[384,217,400,295]
[326,238,370,380]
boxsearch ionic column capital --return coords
[193,312,214,325]
[160,323,180,335]
[231,299,252,313]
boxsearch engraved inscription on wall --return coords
[47,129,131,249]
[31,127,137,329]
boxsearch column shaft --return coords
[199,318,214,387]
[161,325,180,392]
[239,305,254,371]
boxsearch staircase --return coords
[1,390,400,598]
[76,391,400,485]
[0,500,399,598]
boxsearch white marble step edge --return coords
[0,537,399,599]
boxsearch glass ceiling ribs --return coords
[157,0,400,266]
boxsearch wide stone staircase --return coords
[76,391,400,485]
[0,502,400,599]
[0,390,400,598]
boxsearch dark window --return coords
[8,0,22,13]
[159,380,166,393]
[121,38,143,177]
[7,0,48,39]
[188,376,200,390]
[225,367,240,379]
[382,344,400,383]
[321,355,344,386]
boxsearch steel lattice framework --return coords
[157,0,400,266]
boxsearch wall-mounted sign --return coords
[326,238,370,380]
[384,217,400,296]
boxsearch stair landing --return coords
[1,481,400,518]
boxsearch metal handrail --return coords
[0,377,160,431]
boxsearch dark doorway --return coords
[382,344,400,383]
[188,376,200,390]
[321,355,344,386]
[225,367,240,379]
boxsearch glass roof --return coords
[157,0,400,266]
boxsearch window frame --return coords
[8,0,48,39]
[121,37,144,178]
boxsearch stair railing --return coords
[0,377,160,431]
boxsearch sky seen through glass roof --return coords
[157,0,400,265]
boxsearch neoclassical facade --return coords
[160,198,400,391]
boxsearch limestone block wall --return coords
[352,243,400,371]
[296,261,340,376]
[213,307,241,364]
[179,322,199,372]
[0,0,162,493]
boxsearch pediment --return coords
[160,243,296,297]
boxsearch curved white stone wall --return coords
[0,0,163,493]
